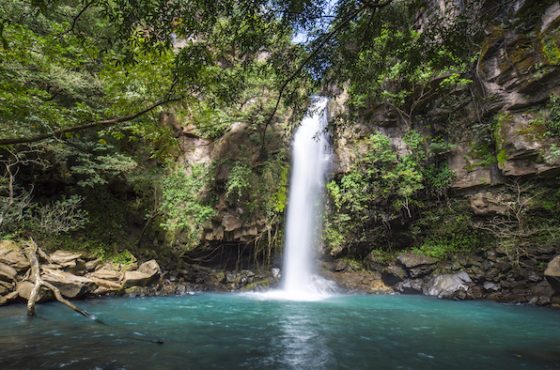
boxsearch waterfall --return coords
[280,96,333,299]
[250,96,335,301]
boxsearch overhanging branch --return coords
[0,97,184,146]
[260,0,393,151]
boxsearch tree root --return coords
[23,239,92,319]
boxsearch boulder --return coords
[123,271,156,288]
[424,272,472,299]
[397,253,437,278]
[122,260,160,288]
[16,281,50,301]
[50,250,83,268]
[0,262,17,282]
[382,264,407,285]
[90,277,122,292]
[0,291,18,306]
[0,280,13,295]
[90,266,122,281]
[138,259,161,278]
[42,269,96,298]
[395,279,424,294]
[0,240,30,272]
[85,258,103,272]
[483,281,501,292]
[544,255,560,293]
[397,253,437,268]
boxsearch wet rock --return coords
[382,264,407,285]
[0,240,29,272]
[324,270,392,294]
[395,279,424,294]
[468,285,484,300]
[334,260,349,272]
[544,256,560,293]
[271,268,281,280]
[531,280,555,302]
[483,281,501,292]
[424,272,472,299]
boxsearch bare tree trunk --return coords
[23,239,92,319]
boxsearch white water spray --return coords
[254,96,335,301]
[281,96,334,298]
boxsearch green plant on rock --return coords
[159,165,215,250]
[493,112,511,167]
[410,202,482,260]
[324,132,424,251]
[226,162,252,203]
[545,94,560,136]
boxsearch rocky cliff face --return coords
[324,0,560,306]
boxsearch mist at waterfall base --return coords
[257,96,336,301]
[1,294,560,370]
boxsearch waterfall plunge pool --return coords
[1,293,559,370]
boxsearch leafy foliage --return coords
[325,132,424,250]
[159,165,216,250]
[410,203,482,260]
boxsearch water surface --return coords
[1,294,559,369]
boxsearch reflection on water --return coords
[0,294,559,370]
[277,304,333,369]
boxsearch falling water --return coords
[250,96,335,301]
[280,96,333,300]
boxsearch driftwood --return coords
[18,239,165,344]
[22,239,92,319]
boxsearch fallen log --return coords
[23,239,92,319]
[19,239,164,344]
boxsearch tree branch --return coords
[61,0,96,36]
[0,97,184,146]
[260,0,393,152]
